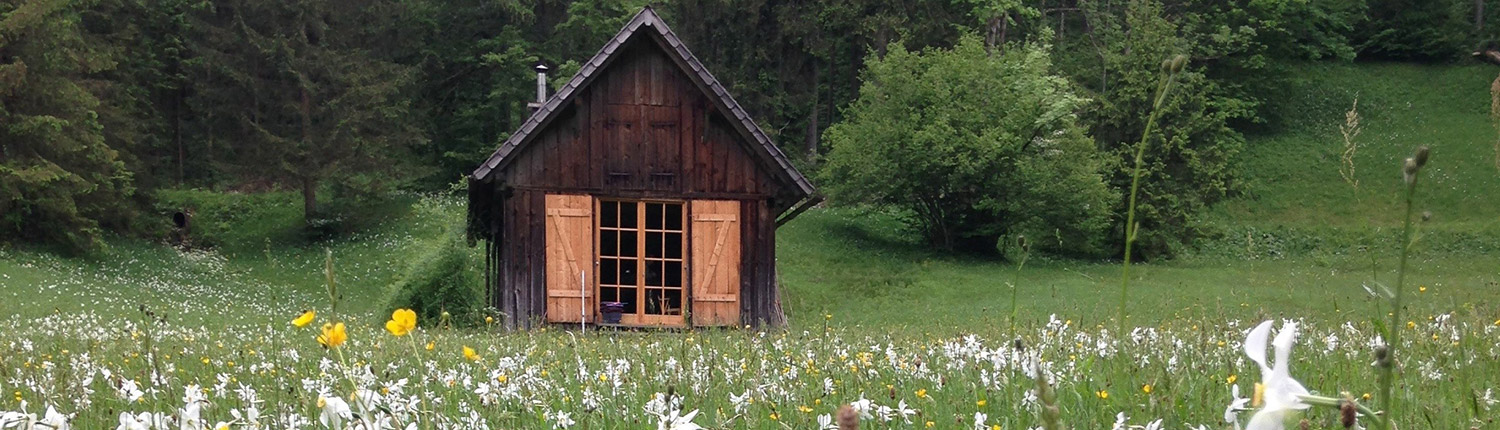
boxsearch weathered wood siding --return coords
[479,37,788,329]
[495,39,780,197]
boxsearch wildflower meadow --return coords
[0,189,1496,429]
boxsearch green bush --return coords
[820,36,1116,255]
[382,225,485,327]
[152,189,306,250]
[152,188,416,250]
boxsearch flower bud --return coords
[1170,55,1188,74]
[837,405,859,430]
[1402,158,1417,184]
[1421,211,1432,222]
[1412,145,1430,168]
[1373,346,1391,368]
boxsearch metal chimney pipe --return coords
[535,64,549,105]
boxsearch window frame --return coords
[594,197,688,327]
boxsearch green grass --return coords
[777,208,1499,335]
[1214,62,1500,231]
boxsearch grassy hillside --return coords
[1201,63,1500,259]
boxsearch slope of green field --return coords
[1207,63,1500,243]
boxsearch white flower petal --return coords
[1244,321,1273,374]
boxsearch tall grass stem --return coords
[1118,56,1183,337]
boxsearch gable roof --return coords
[470,6,815,200]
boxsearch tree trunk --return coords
[1478,0,1485,33]
[174,90,184,185]
[804,65,820,161]
[300,75,315,223]
[302,177,318,222]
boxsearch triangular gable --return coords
[470,6,814,201]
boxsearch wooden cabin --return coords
[467,7,818,330]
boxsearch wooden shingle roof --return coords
[470,6,814,200]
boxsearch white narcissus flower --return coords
[817,414,836,430]
[180,403,204,430]
[318,395,352,429]
[895,400,917,423]
[973,412,988,430]
[39,406,69,430]
[116,412,149,430]
[552,411,575,429]
[1241,320,1312,430]
[849,395,874,420]
[0,411,33,428]
[655,409,703,430]
[729,391,751,413]
[1224,384,1250,429]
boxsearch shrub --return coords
[382,224,485,327]
[820,36,1116,255]
[152,189,306,250]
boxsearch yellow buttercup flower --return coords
[1226,374,1237,384]
[385,309,417,337]
[1096,390,1109,400]
[425,341,435,351]
[463,345,480,361]
[292,310,316,328]
[976,399,986,407]
[1142,384,1153,394]
[317,322,347,348]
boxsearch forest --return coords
[1,0,1494,256]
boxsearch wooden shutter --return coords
[690,200,740,326]
[545,194,594,323]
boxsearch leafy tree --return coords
[0,0,138,250]
[1056,0,1250,258]
[821,36,1116,255]
[188,0,425,222]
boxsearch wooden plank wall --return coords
[496,39,778,198]
[482,37,797,328]
[738,199,780,326]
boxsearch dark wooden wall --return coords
[497,39,780,198]
[477,36,790,329]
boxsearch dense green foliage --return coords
[1064,1,1251,257]
[0,0,137,250]
[382,225,485,327]
[821,37,1114,254]
[4,0,1500,257]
